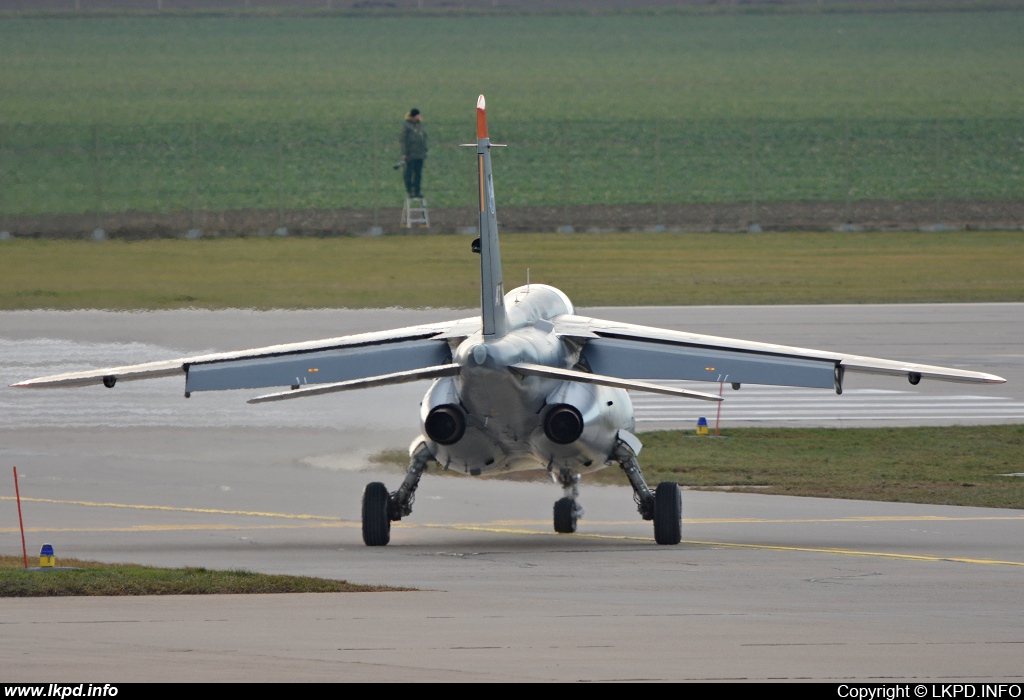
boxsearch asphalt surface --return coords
[1,304,1022,682]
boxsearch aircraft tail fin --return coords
[474,95,508,339]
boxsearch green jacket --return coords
[400,117,428,160]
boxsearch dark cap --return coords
[409,108,420,117]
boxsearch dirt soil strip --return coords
[2,200,1022,239]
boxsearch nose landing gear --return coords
[552,467,584,534]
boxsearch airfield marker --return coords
[13,466,28,568]
[715,381,724,436]
[39,543,55,568]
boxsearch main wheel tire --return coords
[653,481,682,545]
[553,497,578,534]
[362,482,391,546]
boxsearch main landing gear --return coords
[364,438,682,546]
[362,441,432,546]
[613,437,682,545]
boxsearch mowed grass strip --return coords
[370,426,1024,509]
[1,231,1021,310]
[0,554,405,597]
[591,425,1024,509]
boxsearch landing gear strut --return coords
[552,467,584,534]
[361,441,433,547]
[614,438,655,521]
[614,436,682,545]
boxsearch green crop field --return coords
[1,11,1022,215]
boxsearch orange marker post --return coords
[13,466,27,569]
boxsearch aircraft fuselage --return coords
[422,283,634,476]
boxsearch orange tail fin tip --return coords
[476,94,488,139]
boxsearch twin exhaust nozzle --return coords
[425,403,583,446]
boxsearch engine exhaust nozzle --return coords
[425,404,467,445]
[543,404,584,445]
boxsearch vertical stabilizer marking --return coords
[478,155,486,213]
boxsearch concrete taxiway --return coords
[0,305,1021,681]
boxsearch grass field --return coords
[373,425,1024,509]
[0,12,1021,214]
[629,425,1024,509]
[1,231,1021,309]
[0,554,400,596]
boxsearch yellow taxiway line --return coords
[0,496,340,521]
[3,496,1022,567]
[4,496,1022,526]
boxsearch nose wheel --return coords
[554,496,581,533]
[552,467,584,534]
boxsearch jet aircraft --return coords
[13,96,1006,546]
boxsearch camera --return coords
[393,161,404,170]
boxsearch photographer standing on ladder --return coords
[400,108,428,198]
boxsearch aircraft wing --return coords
[11,316,481,393]
[552,314,1005,391]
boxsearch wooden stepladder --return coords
[401,197,429,228]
